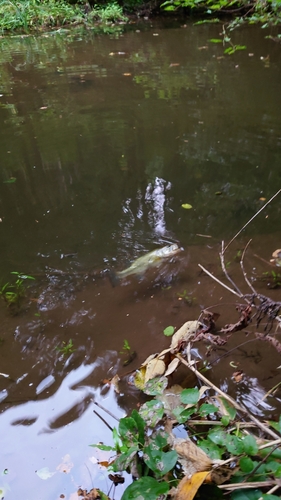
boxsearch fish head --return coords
[161,243,182,257]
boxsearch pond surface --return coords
[0,18,281,499]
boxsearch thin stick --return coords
[198,264,242,298]
[266,484,280,495]
[176,353,280,440]
[242,442,281,483]
[218,480,275,490]
[258,438,281,451]
[93,410,114,431]
[240,239,257,294]
[94,402,120,422]
[220,240,244,296]
[223,189,281,255]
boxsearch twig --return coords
[253,253,275,267]
[198,264,242,298]
[218,480,276,490]
[262,381,281,401]
[94,410,114,431]
[220,241,244,297]
[223,189,281,255]
[240,239,257,295]
[176,352,280,440]
[258,438,281,451]
[266,484,280,496]
[94,401,120,422]
[242,442,281,483]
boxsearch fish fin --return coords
[108,270,120,287]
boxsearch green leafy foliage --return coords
[0,271,35,309]
[56,339,75,355]
[121,477,169,500]
[0,0,127,32]
[161,0,281,26]
[180,387,200,404]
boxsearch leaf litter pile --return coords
[82,191,281,500]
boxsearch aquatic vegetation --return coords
[0,271,35,308]
[176,289,195,305]
[56,338,76,355]
[120,339,137,366]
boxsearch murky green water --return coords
[0,20,281,499]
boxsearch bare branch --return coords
[198,263,243,298]
[220,240,244,296]
[240,239,257,294]
[223,189,281,255]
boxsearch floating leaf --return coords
[209,38,223,43]
[3,177,16,184]
[163,325,175,336]
[36,467,56,480]
[181,203,192,209]
[121,477,169,500]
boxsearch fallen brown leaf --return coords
[175,471,211,500]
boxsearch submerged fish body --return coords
[116,243,182,280]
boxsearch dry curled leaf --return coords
[170,321,203,353]
[144,357,166,383]
[220,304,252,334]
[164,357,180,377]
[173,438,212,477]
[77,487,109,499]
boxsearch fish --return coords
[114,243,182,281]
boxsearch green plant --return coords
[0,0,127,33]
[161,0,281,27]
[262,270,281,288]
[176,289,195,305]
[0,271,35,308]
[91,381,281,500]
[120,339,131,354]
[56,338,76,355]
[120,339,136,366]
[88,2,128,23]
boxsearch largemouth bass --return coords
[115,243,182,280]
